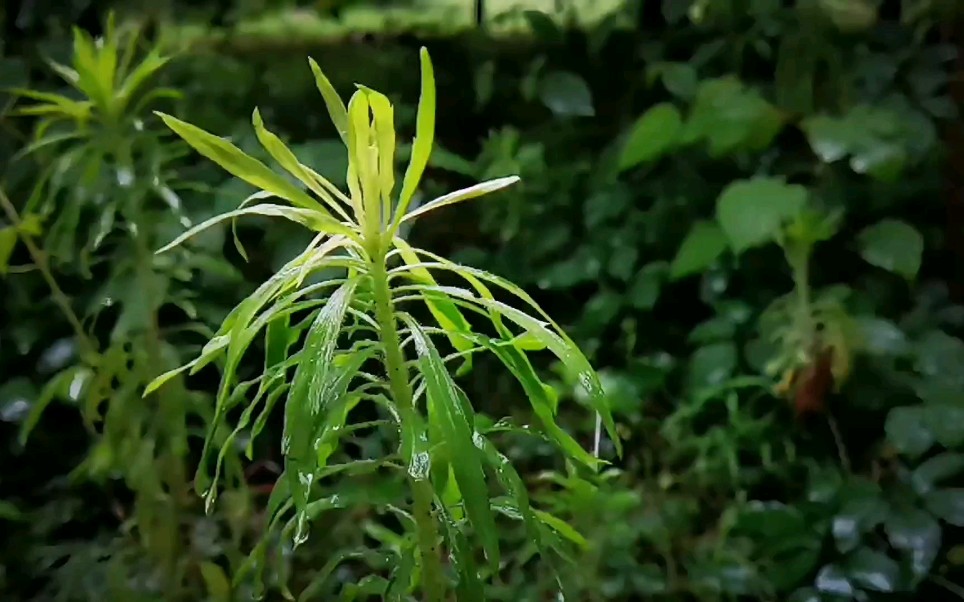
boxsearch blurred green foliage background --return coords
[2,0,964,600]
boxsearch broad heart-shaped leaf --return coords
[282,279,359,546]
[618,102,683,171]
[857,219,923,279]
[716,177,807,253]
[404,319,500,570]
[156,113,324,212]
[401,176,520,223]
[396,47,436,219]
[308,57,349,144]
[539,71,594,117]
[670,220,728,279]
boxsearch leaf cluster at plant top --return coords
[2,0,964,600]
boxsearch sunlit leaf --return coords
[156,112,326,211]
[401,176,520,223]
[308,57,349,144]
[396,48,436,219]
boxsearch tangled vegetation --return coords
[1,0,963,600]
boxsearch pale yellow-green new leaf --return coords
[308,57,349,144]
[251,108,351,222]
[402,176,519,223]
[395,47,436,221]
[157,112,326,213]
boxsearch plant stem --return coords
[0,186,98,359]
[368,240,446,602]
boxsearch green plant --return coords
[149,46,620,600]
[4,16,256,600]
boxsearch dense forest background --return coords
[2,0,964,600]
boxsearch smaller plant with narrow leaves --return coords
[148,47,620,600]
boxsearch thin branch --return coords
[0,186,97,358]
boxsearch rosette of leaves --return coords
[147,47,621,600]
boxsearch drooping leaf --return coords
[393,237,475,372]
[468,333,600,469]
[156,204,356,255]
[404,318,500,569]
[283,279,359,546]
[401,176,520,223]
[395,252,621,456]
[308,57,349,144]
[251,108,351,221]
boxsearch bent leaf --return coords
[396,48,436,219]
[156,204,355,254]
[308,57,349,144]
[404,318,500,569]
[283,280,359,546]
[402,176,520,223]
[156,112,324,212]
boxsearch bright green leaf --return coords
[405,320,500,569]
[858,219,924,279]
[156,112,323,211]
[618,103,683,171]
[396,47,436,218]
[716,177,807,253]
[670,221,728,279]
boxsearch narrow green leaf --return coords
[468,333,599,469]
[251,108,351,221]
[308,57,349,144]
[0,227,17,275]
[533,509,589,549]
[394,238,474,369]
[444,515,485,602]
[396,48,436,219]
[394,254,621,458]
[156,204,355,254]
[347,90,377,222]
[283,279,359,546]
[404,318,500,569]
[156,112,324,211]
[401,176,520,223]
[200,562,232,602]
